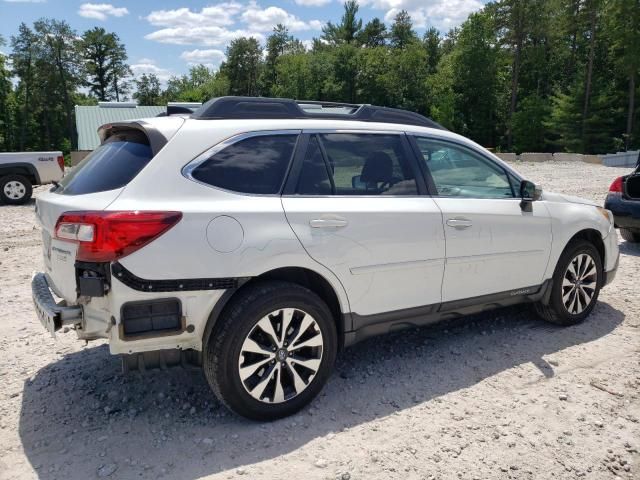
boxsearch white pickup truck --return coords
[0,151,65,205]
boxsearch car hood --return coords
[541,190,599,207]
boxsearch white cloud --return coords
[130,59,173,82]
[369,0,484,31]
[180,49,226,67]
[145,3,243,28]
[144,3,320,47]
[78,3,129,21]
[3,0,46,3]
[293,0,331,6]
[145,26,264,47]
[241,3,322,32]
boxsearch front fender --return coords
[543,200,615,280]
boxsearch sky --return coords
[0,0,489,83]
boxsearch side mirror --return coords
[352,175,366,189]
[520,179,541,201]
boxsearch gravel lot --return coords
[0,161,638,480]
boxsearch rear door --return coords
[282,131,446,319]
[410,135,552,302]
[36,130,156,301]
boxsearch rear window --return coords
[57,132,153,195]
[190,134,297,194]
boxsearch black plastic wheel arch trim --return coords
[111,262,245,292]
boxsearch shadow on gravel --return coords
[619,240,640,257]
[19,302,623,479]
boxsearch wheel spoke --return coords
[288,314,314,347]
[567,260,578,280]
[257,316,280,348]
[239,357,272,381]
[273,364,285,403]
[241,337,273,355]
[290,356,321,373]
[280,309,294,345]
[581,263,596,280]
[250,368,275,400]
[581,280,597,290]
[286,359,307,394]
[290,331,323,350]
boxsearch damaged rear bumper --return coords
[31,272,83,335]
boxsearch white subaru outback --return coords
[32,97,619,420]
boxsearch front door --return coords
[411,136,552,302]
[282,132,446,317]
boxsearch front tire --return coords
[203,281,338,420]
[0,174,33,205]
[619,228,640,243]
[535,240,603,326]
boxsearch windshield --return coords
[57,134,153,195]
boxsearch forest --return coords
[0,0,638,156]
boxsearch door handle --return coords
[446,218,473,229]
[310,216,348,228]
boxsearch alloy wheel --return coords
[3,181,26,200]
[562,253,597,315]
[238,308,324,404]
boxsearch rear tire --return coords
[203,281,338,420]
[619,228,640,243]
[534,240,603,326]
[0,174,33,205]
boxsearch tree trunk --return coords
[53,42,77,150]
[19,57,32,150]
[507,40,521,149]
[582,3,597,150]
[627,70,636,150]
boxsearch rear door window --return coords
[57,131,153,195]
[190,134,298,195]
[296,133,418,196]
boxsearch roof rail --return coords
[191,96,446,130]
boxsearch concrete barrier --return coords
[601,150,639,167]
[520,152,553,162]
[495,153,518,162]
[494,152,604,164]
[552,153,582,162]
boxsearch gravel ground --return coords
[0,161,639,480]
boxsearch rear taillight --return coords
[55,211,182,262]
[609,176,623,193]
[57,155,65,172]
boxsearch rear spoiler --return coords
[97,121,168,156]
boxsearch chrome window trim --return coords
[181,129,302,197]
[302,129,404,135]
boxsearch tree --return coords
[389,10,417,49]
[263,25,304,96]
[423,27,441,74]
[450,11,501,147]
[133,73,162,105]
[322,0,362,45]
[33,19,83,149]
[10,23,38,150]
[80,27,132,101]
[220,37,263,96]
[0,35,14,150]
[607,0,640,149]
[359,18,387,47]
